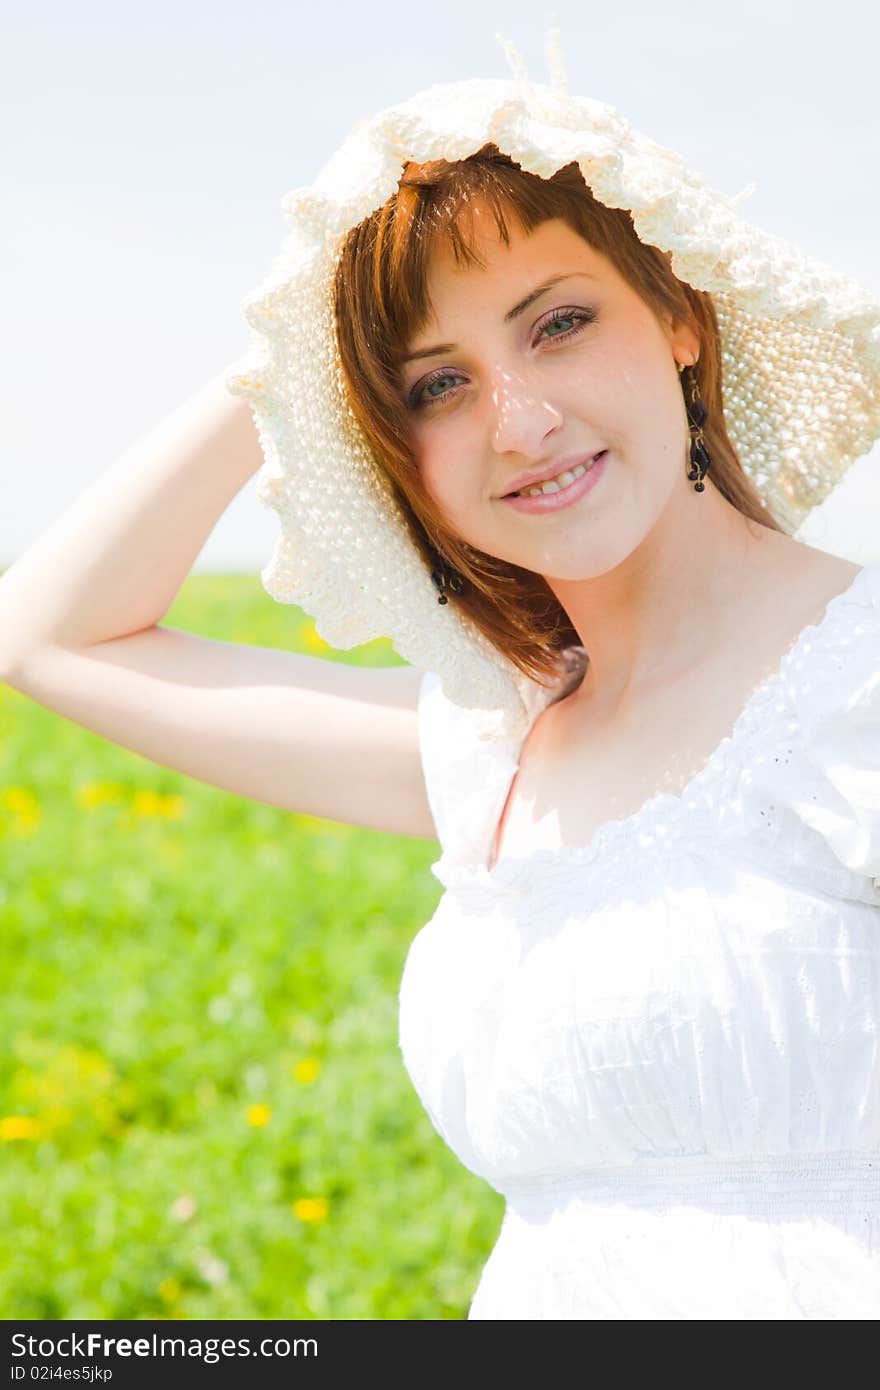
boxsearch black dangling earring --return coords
[680,361,710,492]
[430,559,465,606]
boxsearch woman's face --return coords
[398,208,701,581]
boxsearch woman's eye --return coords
[408,308,595,411]
[537,308,595,342]
[409,370,466,412]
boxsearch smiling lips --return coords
[499,449,610,513]
[500,449,605,498]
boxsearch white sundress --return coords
[398,560,880,1319]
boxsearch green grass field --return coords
[0,574,504,1319]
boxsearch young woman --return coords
[2,58,879,1319]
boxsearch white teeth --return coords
[517,456,596,498]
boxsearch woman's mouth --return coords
[500,450,609,513]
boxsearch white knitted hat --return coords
[225,27,880,743]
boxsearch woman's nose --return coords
[488,367,563,455]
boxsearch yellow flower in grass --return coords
[0,1115,45,1141]
[3,787,39,815]
[11,1042,135,1144]
[1,787,41,835]
[292,1197,329,1224]
[246,1103,272,1128]
[74,781,127,809]
[158,1278,181,1304]
[132,790,186,819]
[292,1057,320,1085]
[300,622,330,653]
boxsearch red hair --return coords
[333,144,783,687]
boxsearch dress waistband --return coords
[494,1151,880,1215]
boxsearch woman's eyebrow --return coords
[401,272,600,365]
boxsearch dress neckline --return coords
[481,561,874,877]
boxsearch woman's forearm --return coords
[0,368,265,671]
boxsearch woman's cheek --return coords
[423,446,465,510]
[418,452,445,510]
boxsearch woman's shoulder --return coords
[778,552,880,879]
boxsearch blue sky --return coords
[2,0,878,569]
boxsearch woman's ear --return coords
[663,310,701,368]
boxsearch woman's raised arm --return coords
[0,373,437,841]
[0,369,263,663]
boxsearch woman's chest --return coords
[490,553,862,868]
[399,866,880,1170]
[490,652,776,865]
